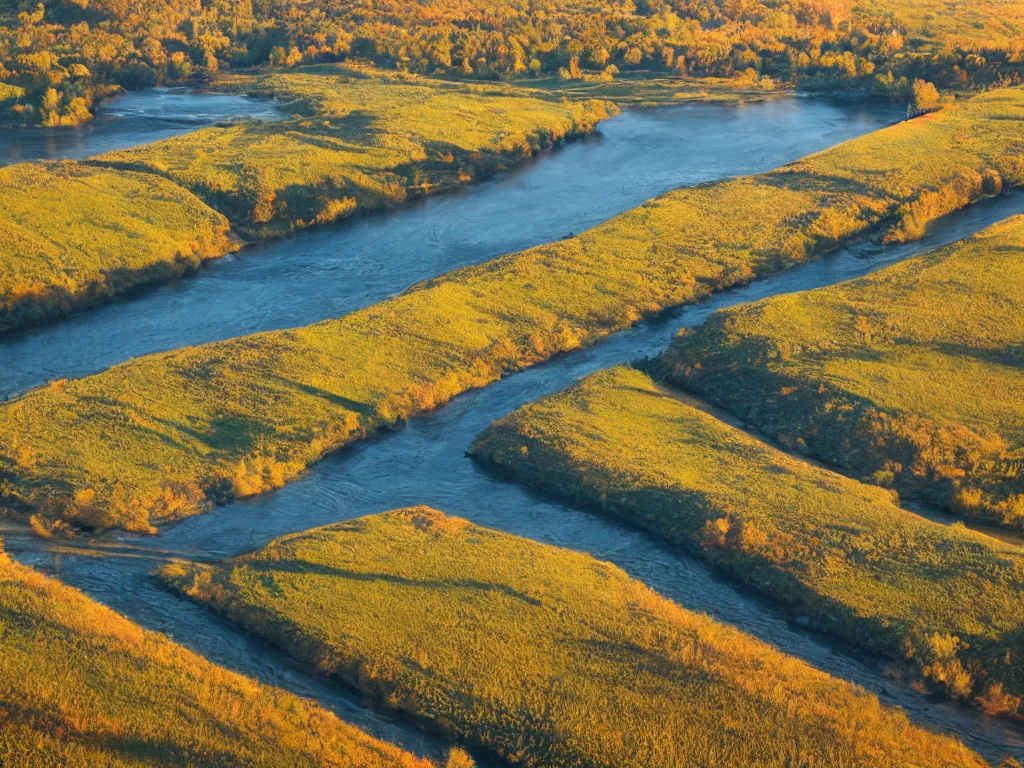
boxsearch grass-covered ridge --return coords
[95,66,614,238]
[0,542,441,768]
[0,161,237,333]
[469,365,1024,716]
[2,88,1022,534]
[158,507,988,768]
[662,214,1024,528]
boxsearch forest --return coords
[2,0,1024,124]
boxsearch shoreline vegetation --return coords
[0,539,451,768]
[0,65,613,332]
[662,214,1024,529]
[158,507,992,768]
[1,87,1022,535]
[0,161,239,334]
[469,364,1024,718]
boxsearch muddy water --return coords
[4,96,1024,763]
[0,87,283,167]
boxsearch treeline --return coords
[2,0,1024,124]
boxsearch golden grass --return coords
[158,507,988,768]
[95,65,613,238]
[0,161,236,332]
[663,214,1024,528]
[0,541,440,768]
[2,88,1022,534]
[471,365,1024,715]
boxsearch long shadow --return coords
[263,373,376,416]
[759,167,892,198]
[243,559,544,608]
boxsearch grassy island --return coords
[662,214,1024,528]
[470,366,1024,716]
[0,66,612,332]
[95,66,613,239]
[159,507,988,768]
[0,161,236,333]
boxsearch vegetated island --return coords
[469,363,1024,718]
[1,87,1021,535]
[0,65,612,332]
[158,506,993,768]
[0,161,238,332]
[0,539,462,768]
[662,213,1024,528]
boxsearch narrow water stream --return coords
[3,93,1023,763]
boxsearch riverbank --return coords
[1,88,1020,535]
[0,542,446,767]
[1,97,897,400]
[95,66,613,240]
[4,194,1024,762]
[663,214,1024,528]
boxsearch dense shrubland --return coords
[1,87,1020,533]
[471,365,1024,717]
[0,540,444,768]
[663,214,1024,528]
[2,0,1024,125]
[158,507,989,768]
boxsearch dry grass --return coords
[0,541,440,768]
[159,508,987,768]
[96,65,613,239]
[471,365,1024,715]
[1,89,1022,533]
[663,214,1024,527]
[0,161,236,332]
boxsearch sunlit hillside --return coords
[1,0,1023,763]
[471,364,1024,713]
[663,214,1024,527]
[1,87,1020,535]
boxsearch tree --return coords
[910,79,942,114]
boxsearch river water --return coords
[3,92,1024,763]
[0,87,283,167]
